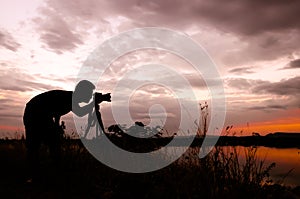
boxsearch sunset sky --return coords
[0,0,299,138]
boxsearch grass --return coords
[0,139,299,199]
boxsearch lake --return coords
[166,146,300,187]
[254,147,300,186]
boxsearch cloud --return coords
[247,104,287,111]
[0,113,22,119]
[0,30,20,51]
[0,68,60,92]
[227,76,300,96]
[33,8,83,53]
[43,0,300,34]
[227,76,300,110]
[99,72,213,100]
[0,89,28,128]
[228,66,255,74]
[113,0,300,35]
[100,92,183,131]
[289,59,300,68]
[37,0,300,64]
[1,0,297,132]
[0,99,11,104]
[192,0,300,36]
[281,59,300,69]
[226,78,267,90]
[252,76,300,96]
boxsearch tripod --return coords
[84,103,105,138]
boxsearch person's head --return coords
[73,80,95,103]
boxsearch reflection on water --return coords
[222,146,300,186]
[167,146,300,187]
[254,147,300,186]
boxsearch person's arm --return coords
[72,100,95,117]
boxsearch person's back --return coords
[24,90,72,119]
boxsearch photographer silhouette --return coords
[23,80,96,181]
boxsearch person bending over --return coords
[23,80,95,180]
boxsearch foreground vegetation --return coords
[0,139,300,199]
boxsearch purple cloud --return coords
[227,76,300,110]
[43,0,300,34]
[281,59,300,70]
[0,30,20,51]
[0,68,61,92]
[252,76,300,96]
[36,0,300,64]
[34,9,83,53]
[228,66,255,74]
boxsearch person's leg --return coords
[44,121,63,181]
[46,121,61,163]
[25,125,42,182]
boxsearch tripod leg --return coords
[96,110,105,133]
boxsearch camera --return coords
[95,92,111,104]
